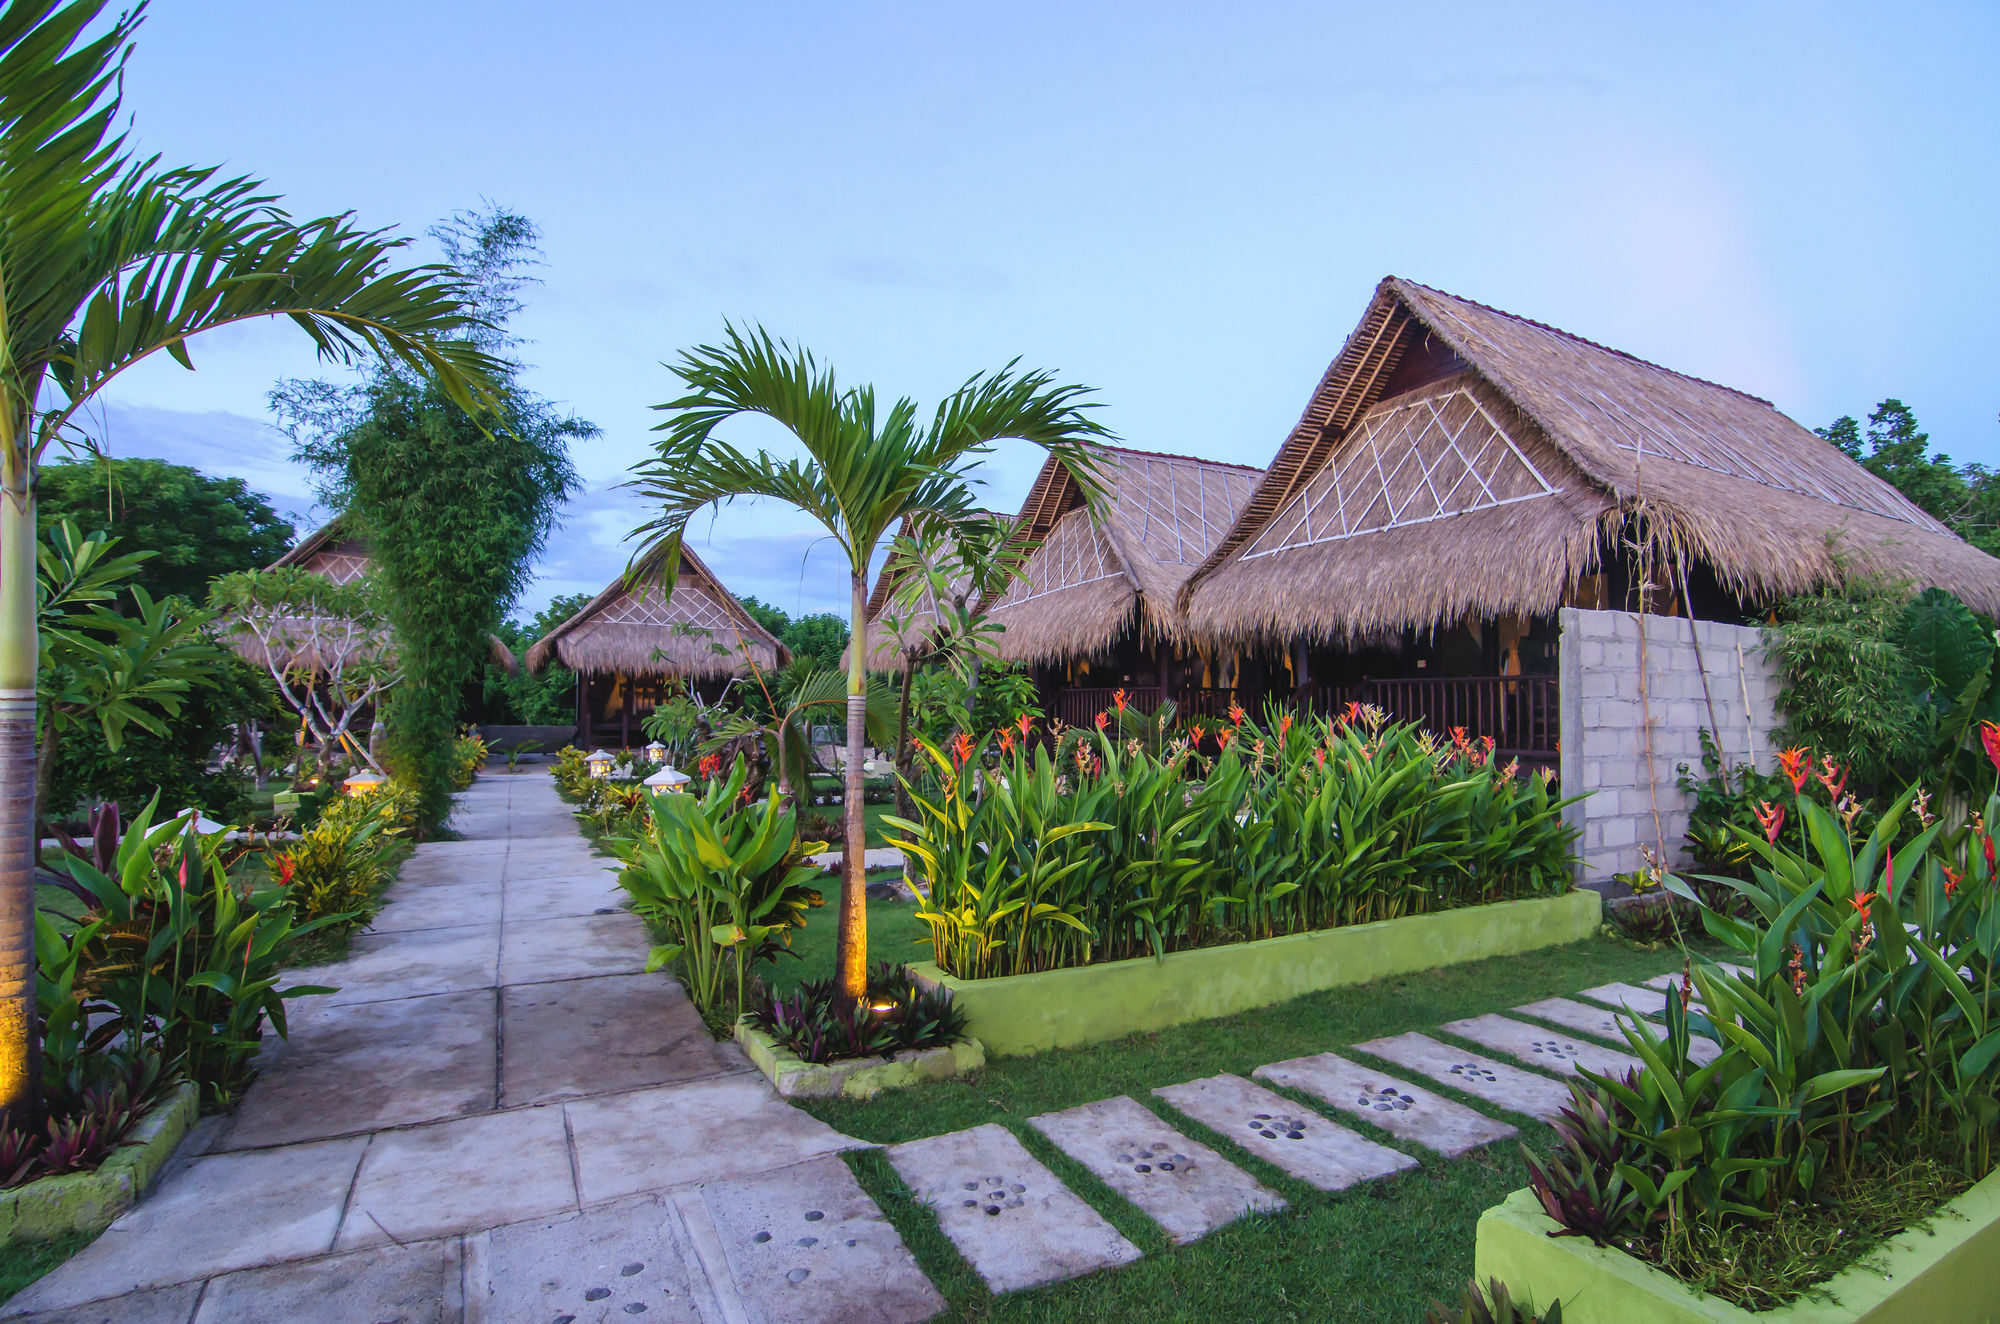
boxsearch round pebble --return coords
[624,1307,647,1317]
[585,1288,611,1302]
[1286,1130,1304,1140]
[984,1205,1001,1216]
[1134,1163,1151,1173]
[1259,1129,1277,1138]
[621,1263,644,1277]
[1159,1162,1175,1171]
[797,1236,818,1247]
[752,1232,771,1244]
[961,1199,976,1208]
[788,1269,811,1284]
[804,1210,824,1221]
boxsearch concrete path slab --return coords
[320,922,499,1005]
[1029,1095,1284,1244]
[887,1123,1142,1293]
[1351,1032,1574,1122]
[192,1240,461,1323]
[1513,997,1721,1066]
[1152,1074,1416,1192]
[469,1193,710,1324]
[370,879,502,934]
[498,911,650,986]
[502,868,624,922]
[2,1138,365,1311]
[2,1287,200,1324]
[336,1105,576,1250]
[501,973,744,1106]
[1252,1054,1516,1157]
[697,1153,944,1323]
[566,1075,859,1206]
[217,989,497,1149]
[1436,1014,1647,1080]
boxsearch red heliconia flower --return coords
[1016,712,1034,738]
[1982,720,2000,775]
[1215,728,1234,752]
[1985,832,1996,878]
[1777,747,1810,794]
[698,752,723,777]
[1113,688,1129,712]
[1313,747,1326,767]
[1754,800,1785,844]
[276,855,297,888]
[1882,851,1895,903]
[1279,714,1293,740]
[1814,756,1847,802]
[1228,703,1247,727]
[1095,711,1109,731]
[1450,726,1469,748]
[1944,865,1962,898]
[998,729,1015,755]
[1850,890,1875,921]
[950,732,975,768]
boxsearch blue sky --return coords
[92,1,2000,621]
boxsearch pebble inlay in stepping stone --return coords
[1435,1014,1647,1080]
[1251,1054,1516,1157]
[1351,1032,1574,1121]
[886,1123,1141,1293]
[1152,1074,1416,1192]
[1514,997,1721,1066]
[1029,1095,1285,1244]
[699,1152,942,1323]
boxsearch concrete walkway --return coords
[4,771,931,1324]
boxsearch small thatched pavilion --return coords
[1179,277,2000,754]
[268,516,371,584]
[526,547,788,748]
[979,444,1259,724]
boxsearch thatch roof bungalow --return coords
[527,546,787,748]
[850,513,1008,673]
[1185,276,2000,649]
[979,444,1259,722]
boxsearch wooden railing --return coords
[1047,675,1559,758]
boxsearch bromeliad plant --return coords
[749,961,970,1064]
[891,708,1582,979]
[610,759,825,1025]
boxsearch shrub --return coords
[551,745,592,798]
[749,961,969,1064]
[279,816,387,929]
[610,759,825,1024]
[892,708,1582,979]
[449,729,488,790]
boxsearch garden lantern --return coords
[642,740,666,765]
[342,769,386,796]
[586,749,616,780]
[643,765,691,792]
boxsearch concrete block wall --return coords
[1558,607,1781,882]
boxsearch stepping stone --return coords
[1028,1096,1285,1244]
[1644,963,1746,991]
[1515,998,1721,1066]
[696,1152,944,1322]
[1251,1054,1516,1157]
[1152,1074,1416,1192]
[1575,981,1673,1015]
[1350,1032,1574,1122]
[886,1123,1141,1293]
[472,1192,708,1323]
[1435,1014,1647,1081]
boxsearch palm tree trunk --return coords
[834,570,869,1006]
[0,437,39,1130]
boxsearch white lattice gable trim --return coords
[1243,384,1558,559]
[596,575,743,632]
[993,505,1127,608]
[1106,454,1259,567]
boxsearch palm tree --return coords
[0,0,500,1127]
[630,325,1106,1005]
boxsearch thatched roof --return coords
[526,545,787,678]
[1184,277,2000,644]
[851,513,1007,672]
[980,445,1259,665]
[268,515,371,585]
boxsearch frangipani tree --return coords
[630,325,1106,1005]
[0,0,499,1126]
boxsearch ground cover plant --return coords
[892,705,1581,978]
[749,960,969,1063]
[1523,769,2000,1309]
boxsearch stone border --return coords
[908,890,1603,1057]
[732,1021,985,1099]
[0,1082,200,1244]
[1473,1168,2000,1322]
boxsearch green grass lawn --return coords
[0,1231,97,1304]
[793,932,1708,1323]
[766,885,930,996]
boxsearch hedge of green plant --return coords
[889,706,1582,980]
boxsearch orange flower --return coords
[1215,728,1234,751]
[1983,720,2000,775]
[1450,726,1469,748]
[1113,688,1128,712]
[1850,890,1875,921]
[950,732,975,768]
[698,752,723,777]
[1313,747,1326,767]
[276,854,297,888]
[998,729,1015,755]
[1228,703,1247,727]
[1339,701,1362,727]
[1279,714,1293,740]
[1814,756,1847,802]
[1094,711,1109,731]
[1754,800,1785,843]
[1015,712,1034,739]
[1777,747,1810,794]
[1944,865,1962,898]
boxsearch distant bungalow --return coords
[526,547,788,749]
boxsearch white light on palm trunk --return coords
[342,769,386,796]
[642,740,666,765]
[586,749,616,779]
[643,765,690,792]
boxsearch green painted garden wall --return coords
[1474,1171,2000,1323]
[907,889,1602,1057]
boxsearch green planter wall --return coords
[0,1083,198,1244]
[1474,1173,2000,1323]
[907,889,1602,1057]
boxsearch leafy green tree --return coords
[631,324,1106,1004]
[1819,400,1969,525]
[277,208,587,831]
[38,458,293,602]
[736,595,789,638]
[0,0,497,1126]
[480,591,591,725]
[780,612,848,674]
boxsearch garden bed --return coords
[906,890,1602,1056]
[0,1083,198,1245]
[1473,1168,2000,1323]
[734,1019,985,1099]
